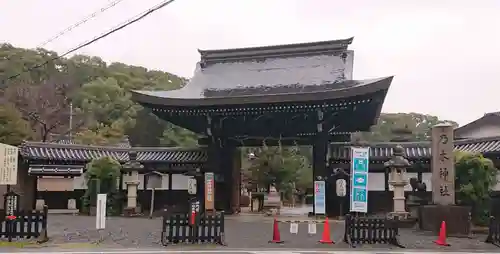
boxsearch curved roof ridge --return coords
[455,135,500,144]
[21,141,129,152]
[21,141,206,152]
[198,38,354,63]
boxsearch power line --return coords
[0,0,177,87]
[3,0,127,61]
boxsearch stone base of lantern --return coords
[123,206,141,217]
[388,211,410,220]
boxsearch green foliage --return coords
[0,104,32,145]
[0,44,196,147]
[160,123,199,147]
[455,151,498,225]
[246,142,311,199]
[359,113,459,142]
[82,157,121,215]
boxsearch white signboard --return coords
[0,143,18,185]
[308,222,317,234]
[96,194,107,229]
[350,147,369,213]
[313,180,326,215]
[335,179,347,197]
[289,222,298,234]
[187,177,197,194]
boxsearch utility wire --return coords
[0,0,177,87]
[3,0,127,61]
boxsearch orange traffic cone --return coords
[269,218,284,244]
[434,221,450,246]
[318,217,334,244]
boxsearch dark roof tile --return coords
[28,164,84,176]
[131,38,392,107]
[20,142,206,163]
[330,136,500,160]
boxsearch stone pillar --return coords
[431,123,455,205]
[126,171,140,210]
[384,145,410,219]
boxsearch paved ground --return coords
[2,250,500,254]
[32,214,498,251]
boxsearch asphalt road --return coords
[3,249,500,254]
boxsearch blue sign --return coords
[314,180,326,215]
[353,158,368,172]
[350,147,369,213]
[352,173,367,188]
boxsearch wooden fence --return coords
[343,214,404,248]
[486,216,500,247]
[0,206,48,242]
[161,212,225,245]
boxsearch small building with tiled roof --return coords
[14,141,208,212]
[327,136,500,215]
[455,112,500,139]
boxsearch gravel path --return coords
[39,215,499,250]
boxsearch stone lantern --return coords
[122,151,144,216]
[384,145,410,219]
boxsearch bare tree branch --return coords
[3,79,79,142]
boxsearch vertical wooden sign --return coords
[431,123,455,205]
[205,172,215,211]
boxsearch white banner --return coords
[313,180,326,215]
[289,222,298,234]
[0,143,18,185]
[308,222,317,234]
[96,194,107,229]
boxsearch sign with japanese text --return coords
[431,123,455,205]
[204,172,215,211]
[314,180,326,214]
[350,147,369,213]
[335,179,347,197]
[96,194,107,229]
[187,177,197,194]
[0,143,18,185]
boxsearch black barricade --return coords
[343,214,404,248]
[0,206,49,242]
[161,212,225,246]
[486,216,500,247]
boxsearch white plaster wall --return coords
[367,173,384,191]
[171,174,189,190]
[422,173,432,191]
[457,124,500,139]
[73,175,86,189]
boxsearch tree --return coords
[455,151,498,225]
[160,123,199,147]
[359,113,458,142]
[82,157,121,215]
[1,44,193,146]
[72,77,138,128]
[126,108,165,147]
[2,81,81,142]
[0,104,32,145]
[247,142,311,200]
[73,121,126,146]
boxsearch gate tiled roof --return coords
[330,136,500,160]
[20,141,207,163]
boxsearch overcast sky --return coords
[2,0,499,126]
